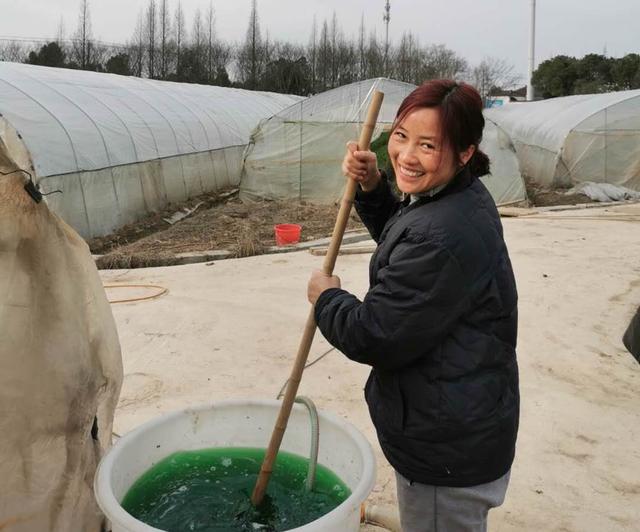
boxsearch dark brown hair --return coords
[392,79,490,178]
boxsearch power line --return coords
[0,36,128,49]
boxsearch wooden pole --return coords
[251,90,384,506]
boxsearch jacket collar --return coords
[402,166,473,209]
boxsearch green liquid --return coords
[121,447,351,531]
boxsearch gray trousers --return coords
[395,470,511,532]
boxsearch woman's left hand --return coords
[307,270,341,305]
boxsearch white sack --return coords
[0,163,123,531]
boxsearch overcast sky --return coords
[2,0,639,79]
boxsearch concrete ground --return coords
[103,203,640,531]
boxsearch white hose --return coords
[289,396,399,530]
[361,502,402,532]
[293,395,319,492]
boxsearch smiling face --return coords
[388,107,475,195]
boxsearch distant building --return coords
[485,95,519,108]
[486,86,528,108]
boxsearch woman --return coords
[307,80,519,532]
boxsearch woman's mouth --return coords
[399,166,425,178]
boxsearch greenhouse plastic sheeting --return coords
[0,166,122,530]
[240,78,416,203]
[0,62,302,237]
[480,118,527,205]
[240,78,527,206]
[486,90,640,190]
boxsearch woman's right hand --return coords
[341,141,381,192]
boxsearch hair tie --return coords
[443,84,459,103]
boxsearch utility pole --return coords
[383,0,391,76]
[527,0,536,101]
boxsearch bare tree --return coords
[159,0,170,78]
[205,1,215,82]
[394,31,417,82]
[329,12,339,86]
[129,10,146,77]
[366,29,384,79]
[307,16,317,92]
[185,7,206,81]
[262,41,310,94]
[335,36,357,86]
[192,8,205,55]
[237,0,263,88]
[418,44,468,81]
[12,3,521,98]
[0,41,27,63]
[145,0,157,78]
[317,19,330,90]
[55,23,71,67]
[358,14,367,79]
[247,0,262,87]
[72,0,94,69]
[174,1,186,75]
[210,40,233,85]
[472,57,520,103]
[264,29,271,70]
[56,17,66,45]
[92,42,110,70]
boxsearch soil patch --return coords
[89,190,234,255]
[524,178,598,207]
[91,188,364,269]
[90,179,604,269]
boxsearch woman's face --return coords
[387,107,474,195]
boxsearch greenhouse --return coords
[240,78,415,203]
[240,78,526,206]
[486,89,640,191]
[481,118,527,205]
[0,61,302,238]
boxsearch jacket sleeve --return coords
[314,235,471,371]
[623,306,640,364]
[354,172,400,243]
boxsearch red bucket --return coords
[274,224,301,246]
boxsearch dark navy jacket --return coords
[315,168,519,487]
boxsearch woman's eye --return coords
[394,131,406,139]
[422,143,435,150]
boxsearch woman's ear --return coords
[459,144,476,167]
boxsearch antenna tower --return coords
[383,0,391,75]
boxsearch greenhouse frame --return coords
[0,61,302,238]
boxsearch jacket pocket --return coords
[368,371,405,433]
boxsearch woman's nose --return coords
[398,145,419,165]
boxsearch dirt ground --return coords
[524,177,596,207]
[90,181,596,270]
[90,189,364,269]
[103,202,640,532]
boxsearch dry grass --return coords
[93,191,364,269]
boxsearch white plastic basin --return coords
[95,399,376,531]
